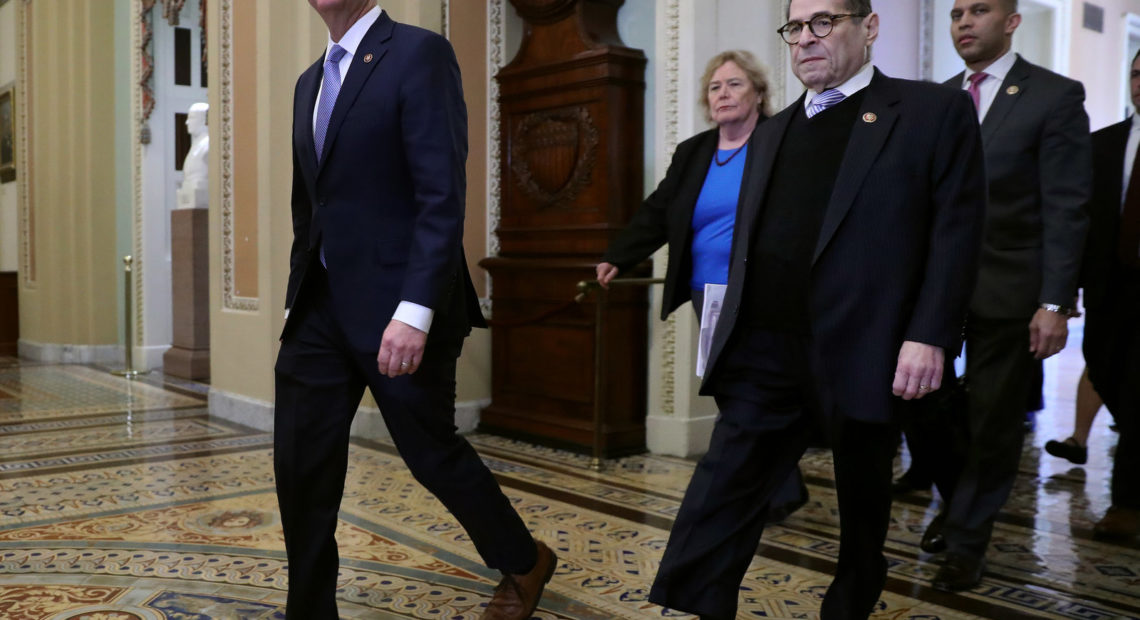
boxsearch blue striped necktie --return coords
[806,88,847,118]
[314,44,347,162]
[315,44,346,268]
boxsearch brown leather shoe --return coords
[1094,506,1140,540]
[481,541,557,620]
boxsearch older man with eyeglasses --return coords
[645,1,986,618]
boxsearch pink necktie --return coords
[966,72,988,111]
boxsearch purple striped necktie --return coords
[314,44,347,163]
[806,88,847,118]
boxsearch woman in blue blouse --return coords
[597,50,807,521]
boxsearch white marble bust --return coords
[177,102,209,209]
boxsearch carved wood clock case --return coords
[479,0,650,455]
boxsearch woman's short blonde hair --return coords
[699,50,772,123]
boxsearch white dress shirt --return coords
[309,5,434,334]
[803,62,875,114]
[961,49,1017,122]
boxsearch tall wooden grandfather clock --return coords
[479,0,649,456]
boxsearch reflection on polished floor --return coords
[0,343,1136,619]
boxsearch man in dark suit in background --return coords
[274,2,555,618]
[1078,51,1140,540]
[927,0,1092,591]
[646,1,986,618]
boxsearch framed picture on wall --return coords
[0,84,14,184]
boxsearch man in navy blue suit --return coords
[274,2,555,618]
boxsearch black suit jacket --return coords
[946,55,1091,318]
[1081,118,1130,310]
[284,12,484,352]
[601,129,722,319]
[704,70,987,424]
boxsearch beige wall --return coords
[208,1,491,415]
[17,1,119,347]
[1070,0,1140,130]
[0,1,17,274]
[208,0,324,405]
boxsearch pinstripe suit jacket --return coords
[703,69,987,423]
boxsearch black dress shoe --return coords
[892,469,932,495]
[932,553,984,592]
[920,512,947,553]
[1044,437,1087,465]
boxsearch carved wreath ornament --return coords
[510,106,599,208]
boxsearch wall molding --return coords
[132,0,154,348]
[18,340,123,365]
[219,0,257,312]
[441,0,450,38]
[656,0,681,417]
[485,0,505,277]
[208,387,486,438]
[919,0,934,81]
[646,412,716,458]
[17,0,33,287]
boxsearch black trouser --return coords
[1084,266,1140,510]
[942,315,1035,558]
[649,329,898,620]
[691,288,809,520]
[273,265,536,619]
[899,364,967,502]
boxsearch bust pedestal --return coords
[163,205,210,379]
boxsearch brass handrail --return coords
[574,276,666,471]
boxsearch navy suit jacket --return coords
[284,12,484,353]
[703,70,987,424]
[1081,118,1130,310]
[946,55,1091,318]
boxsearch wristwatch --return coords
[1040,303,1077,317]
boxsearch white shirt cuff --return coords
[393,301,434,333]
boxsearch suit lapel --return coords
[980,55,1030,145]
[812,71,899,264]
[315,12,395,177]
[734,103,796,265]
[702,103,796,385]
[295,60,322,185]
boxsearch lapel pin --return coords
[363,53,374,63]
[862,112,878,123]
[1006,85,1019,95]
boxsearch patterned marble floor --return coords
[0,346,1135,619]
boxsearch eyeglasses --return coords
[777,14,866,44]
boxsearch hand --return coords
[377,320,427,377]
[892,341,944,401]
[1029,308,1068,360]
[596,262,619,289]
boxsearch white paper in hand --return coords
[696,283,727,377]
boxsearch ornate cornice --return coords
[219,0,257,312]
[17,0,33,287]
